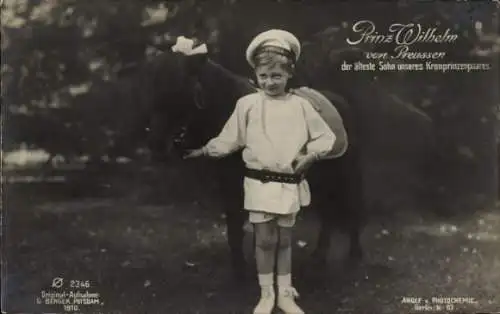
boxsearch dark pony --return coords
[170,52,364,281]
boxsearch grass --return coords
[3,164,500,314]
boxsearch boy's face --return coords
[255,63,292,97]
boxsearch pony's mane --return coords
[184,59,256,141]
[202,59,257,96]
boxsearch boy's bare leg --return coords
[253,220,278,314]
[277,226,292,276]
[277,225,304,314]
[254,221,278,274]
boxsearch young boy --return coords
[184,29,336,314]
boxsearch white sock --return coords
[258,273,274,287]
[277,274,292,287]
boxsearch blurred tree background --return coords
[1,0,499,214]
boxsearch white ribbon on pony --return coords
[171,36,208,56]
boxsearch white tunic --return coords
[204,91,336,215]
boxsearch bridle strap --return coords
[192,79,206,110]
[174,75,207,144]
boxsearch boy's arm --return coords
[293,100,336,174]
[202,98,248,158]
[302,100,336,160]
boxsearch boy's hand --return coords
[183,147,206,159]
[293,153,318,174]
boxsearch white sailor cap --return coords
[245,29,301,68]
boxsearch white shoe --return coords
[253,286,275,314]
[277,286,304,314]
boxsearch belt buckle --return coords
[261,174,271,183]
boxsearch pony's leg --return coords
[312,196,363,267]
[224,206,248,282]
[347,220,363,262]
[217,159,248,282]
[340,163,364,264]
[337,189,363,263]
[311,161,364,266]
[147,114,170,161]
[312,201,334,267]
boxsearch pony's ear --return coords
[163,37,177,51]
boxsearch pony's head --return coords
[153,36,255,158]
[138,36,217,160]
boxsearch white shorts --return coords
[248,210,297,227]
